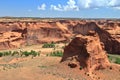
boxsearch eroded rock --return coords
[61,32,110,72]
[0,19,120,55]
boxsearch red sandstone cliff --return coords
[0,19,120,54]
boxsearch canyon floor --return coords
[0,44,120,80]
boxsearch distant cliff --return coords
[0,19,120,54]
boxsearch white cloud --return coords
[38,3,46,10]
[77,0,120,8]
[113,6,120,10]
[108,0,120,7]
[50,0,79,11]
[40,0,120,11]
[51,4,63,11]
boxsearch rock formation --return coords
[61,31,110,72]
[0,18,120,54]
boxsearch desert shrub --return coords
[3,51,12,56]
[21,50,40,57]
[0,50,40,57]
[30,50,38,57]
[22,51,31,57]
[115,58,120,64]
[0,52,3,57]
[48,50,63,57]
[42,42,55,48]
[38,51,41,56]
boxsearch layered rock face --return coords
[67,21,120,54]
[0,21,72,49]
[61,32,110,72]
[0,19,120,54]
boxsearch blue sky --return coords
[0,0,120,18]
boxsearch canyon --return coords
[0,18,120,80]
[0,18,120,54]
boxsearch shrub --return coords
[31,50,38,57]
[3,51,12,56]
[42,42,55,48]
[115,58,120,64]
[21,50,40,57]
[0,50,40,58]
[0,52,3,57]
[48,50,63,57]
[22,51,31,57]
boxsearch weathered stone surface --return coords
[61,32,110,72]
[0,19,120,54]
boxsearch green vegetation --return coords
[42,42,55,48]
[115,58,120,64]
[22,51,31,57]
[0,50,40,58]
[3,51,12,56]
[47,50,63,57]
[21,50,40,57]
[0,52,3,57]
[108,54,120,64]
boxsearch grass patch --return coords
[115,58,120,64]
[108,54,120,64]
[47,50,63,57]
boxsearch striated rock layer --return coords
[61,32,110,72]
[0,19,120,54]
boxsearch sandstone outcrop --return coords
[0,18,120,54]
[61,32,110,72]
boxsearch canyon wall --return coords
[0,19,120,54]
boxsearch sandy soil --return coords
[0,44,120,80]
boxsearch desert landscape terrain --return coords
[0,17,120,80]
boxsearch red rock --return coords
[0,19,119,55]
[61,32,110,72]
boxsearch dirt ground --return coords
[0,44,120,80]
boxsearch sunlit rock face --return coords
[0,19,120,54]
[61,32,110,72]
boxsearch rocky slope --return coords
[0,19,120,54]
